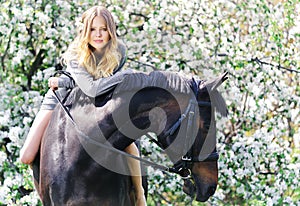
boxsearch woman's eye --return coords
[91,28,95,31]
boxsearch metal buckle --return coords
[181,156,192,161]
[178,168,192,179]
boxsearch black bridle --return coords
[161,98,219,178]
[144,79,219,178]
[52,72,219,178]
[176,78,219,178]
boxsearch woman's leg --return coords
[124,143,147,206]
[20,110,53,164]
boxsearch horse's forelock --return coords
[200,72,228,117]
[210,91,228,117]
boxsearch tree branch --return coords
[129,12,150,22]
[26,49,45,90]
[216,54,300,74]
[259,171,278,175]
[127,57,159,71]
[250,57,300,73]
[1,28,14,73]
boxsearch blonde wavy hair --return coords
[63,6,121,78]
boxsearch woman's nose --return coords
[96,30,102,37]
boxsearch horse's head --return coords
[163,72,228,202]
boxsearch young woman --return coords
[20,6,146,206]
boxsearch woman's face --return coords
[89,16,110,52]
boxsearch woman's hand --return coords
[48,77,59,90]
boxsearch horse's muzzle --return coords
[183,179,217,202]
[195,184,217,202]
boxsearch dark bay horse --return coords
[32,71,228,205]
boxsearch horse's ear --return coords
[203,72,228,117]
[204,72,228,92]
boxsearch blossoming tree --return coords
[0,0,299,205]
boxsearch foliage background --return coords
[0,0,300,205]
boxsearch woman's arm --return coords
[64,42,129,97]
[48,71,76,90]
[68,60,133,97]
[57,74,76,89]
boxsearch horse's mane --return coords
[66,70,227,116]
[114,71,193,95]
[114,70,227,116]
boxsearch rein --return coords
[51,73,219,178]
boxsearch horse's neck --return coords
[69,87,191,152]
[126,89,191,156]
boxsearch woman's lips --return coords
[94,40,103,43]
